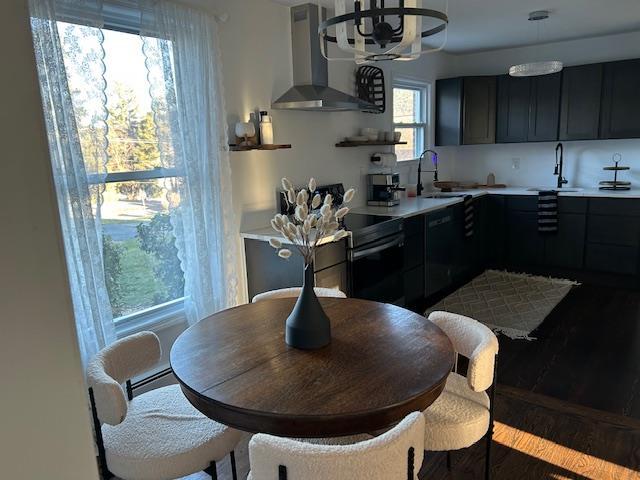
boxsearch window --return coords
[57,22,185,330]
[393,81,430,161]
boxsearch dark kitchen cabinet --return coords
[496,75,531,143]
[435,77,463,146]
[544,213,586,270]
[463,76,497,144]
[497,73,561,143]
[600,59,640,139]
[559,63,603,141]
[505,196,587,271]
[425,208,455,297]
[484,195,506,269]
[506,210,544,268]
[528,73,562,142]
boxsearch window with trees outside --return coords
[58,21,184,332]
[393,81,429,161]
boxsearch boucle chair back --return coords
[428,311,499,392]
[252,287,347,303]
[248,412,425,480]
[86,331,161,425]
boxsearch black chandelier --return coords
[319,1,449,62]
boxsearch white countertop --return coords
[241,224,349,245]
[352,187,640,218]
[241,187,640,240]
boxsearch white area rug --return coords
[425,270,579,340]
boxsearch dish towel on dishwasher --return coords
[538,190,558,233]
[464,195,474,238]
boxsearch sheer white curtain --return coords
[30,0,116,366]
[141,1,240,323]
[31,0,240,362]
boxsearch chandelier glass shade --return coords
[319,0,449,63]
[509,11,563,77]
[509,60,563,77]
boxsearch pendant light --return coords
[509,11,563,77]
[319,0,449,64]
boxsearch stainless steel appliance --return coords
[367,173,404,207]
[343,213,405,305]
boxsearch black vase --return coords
[285,264,331,349]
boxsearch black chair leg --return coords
[205,461,218,480]
[485,429,492,480]
[230,450,238,480]
[446,451,452,470]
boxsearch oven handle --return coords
[351,235,405,260]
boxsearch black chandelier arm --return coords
[319,7,448,44]
[322,22,447,46]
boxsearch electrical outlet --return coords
[511,157,520,170]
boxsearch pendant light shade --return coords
[509,11,563,77]
[320,0,449,63]
[509,60,563,77]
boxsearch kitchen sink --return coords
[526,187,583,192]
[421,193,466,199]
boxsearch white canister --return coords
[260,112,274,145]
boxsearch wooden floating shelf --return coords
[335,140,407,147]
[229,144,291,152]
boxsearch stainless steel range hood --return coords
[272,3,376,112]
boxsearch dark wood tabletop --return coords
[170,297,454,437]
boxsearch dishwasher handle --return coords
[428,215,452,228]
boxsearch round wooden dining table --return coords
[170,297,454,438]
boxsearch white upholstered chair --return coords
[86,331,242,480]
[252,287,346,303]
[423,311,499,480]
[247,412,425,480]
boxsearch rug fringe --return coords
[487,269,581,287]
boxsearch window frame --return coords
[392,78,431,162]
[64,19,188,334]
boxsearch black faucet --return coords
[555,142,567,189]
[417,149,439,196]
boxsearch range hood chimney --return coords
[272,3,376,112]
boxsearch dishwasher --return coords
[425,208,455,297]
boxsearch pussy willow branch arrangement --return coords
[269,177,355,267]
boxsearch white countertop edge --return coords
[241,187,640,239]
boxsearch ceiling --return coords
[271,0,640,54]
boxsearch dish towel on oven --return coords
[464,195,474,238]
[538,190,558,233]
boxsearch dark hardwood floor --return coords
[185,386,640,480]
[170,283,640,479]
[496,284,640,420]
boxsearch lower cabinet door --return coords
[585,244,639,276]
[543,213,586,270]
[506,210,545,268]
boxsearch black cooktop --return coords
[343,213,403,248]
[342,213,397,231]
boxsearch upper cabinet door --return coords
[600,59,640,139]
[496,75,531,143]
[463,76,497,145]
[559,64,603,141]
[435,77,463,146]
[528,73,561,142]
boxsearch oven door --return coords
[349,233,405,305]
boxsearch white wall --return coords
[447,31,640,188]
[0,1,100,478]
[193,0,455,230]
